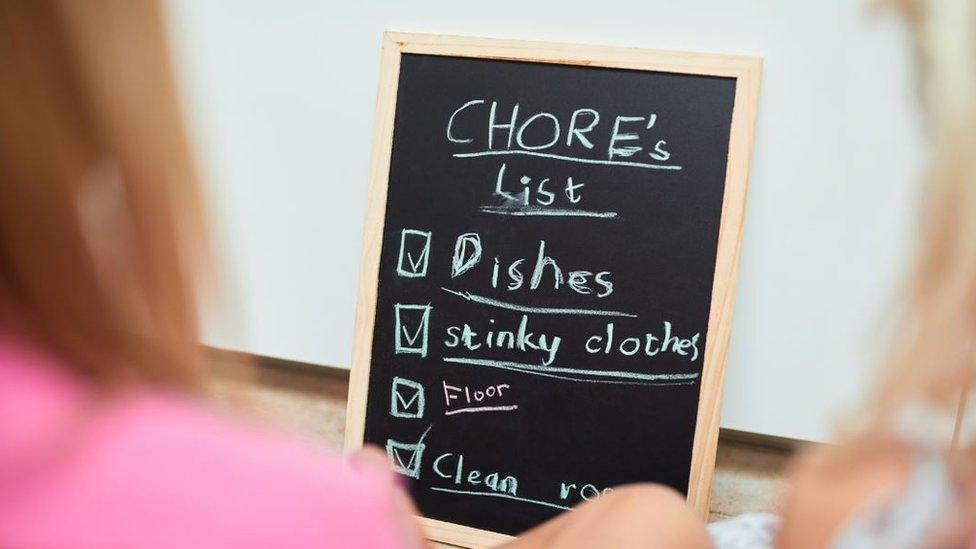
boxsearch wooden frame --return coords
[345,31,762,548]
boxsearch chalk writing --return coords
[397,229,432,278]
[479,205,618,218]
[585,321,701,362]
[440,287,635,317]
[443,357,700,385]
[431,487,572,512]
[394,303,431,357]
[433,453,519,496]
[559,481,613,503]
[446,100,679,167]
[450,235,615,298]
[442,380,516,415]
[386,424,432,479]
[491,163,585,208]
[444,315,561,366]
[391,376,425,418]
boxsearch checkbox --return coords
[397,229,431,278]
[394,303,431,357]
[386,426,431,479]
[391,377,425,418]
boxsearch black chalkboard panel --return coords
[348,34,760,545]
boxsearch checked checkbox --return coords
[394,303,431,357]
[390,377,425,418]
[386,425,432,479]
[396,229,431,278]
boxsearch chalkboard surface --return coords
[347,33,761,545]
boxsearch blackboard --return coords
[346,33,761,547]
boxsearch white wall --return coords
[166,0,925,442]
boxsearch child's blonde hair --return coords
[870,0,976,439]
[0,0,209,388]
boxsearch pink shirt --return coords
[0,332,408,548]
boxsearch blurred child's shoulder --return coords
[0,333,400,546]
